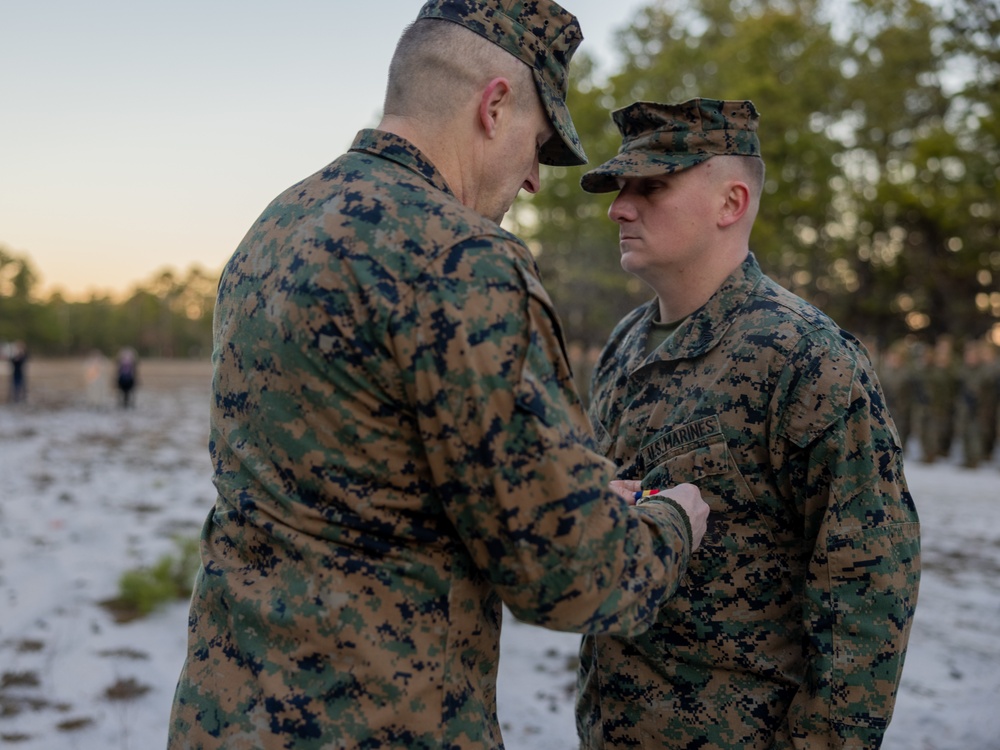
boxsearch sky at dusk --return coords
[1,0,653,299]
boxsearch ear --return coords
[718,180,751,228]
[478,77,514,140]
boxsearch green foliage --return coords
[0,253,217,357]
[3,0,998,353]
[0,246,52,346]
[115,536,200,616]
[517,0,1000,349]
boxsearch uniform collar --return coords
[637,252,763,366]
[349,129,455,197]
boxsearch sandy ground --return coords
[1,358,999,749]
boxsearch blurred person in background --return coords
[916,335,959,463]
[878,340,918,456]
[981,340,999,462]
[8,340,28,404]
[956,338,993,469]
[82,349,111,409]
[115,347,138,408]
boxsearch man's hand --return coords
[655,483,709,550]
[609,479,643,502]
[609,480,710,550]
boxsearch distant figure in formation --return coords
[8,340,28,404]
[877,335,1000,468]
[916,336,958,463]
[982,341,1000,460]
[878,342,917,453]
[956,339,992,469]
[115,348,138,408]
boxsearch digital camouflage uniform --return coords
[956,342,993,468]
[875,348,916,454]
[576,100,921,749]
[168,4,697,748]
[915,347,959,463]
[986,348,1000,459]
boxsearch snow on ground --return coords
[1,370,998,750]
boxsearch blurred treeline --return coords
[0,246,216,358]
[510,0,1000,350]
[2,0,998,358]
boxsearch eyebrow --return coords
[618,176,668,189]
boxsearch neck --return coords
[653,247,749,324]
[377,114,474,206]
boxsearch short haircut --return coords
[715,154,766,202]
[384,18,534,122]
[742,154,766,198]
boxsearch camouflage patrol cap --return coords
[581,98,760,193]
[417,0,587,167]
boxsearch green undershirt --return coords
[645,315,686,358]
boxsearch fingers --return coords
[613,480,711,550]
[655,483,710,550]
[609,479,642,503]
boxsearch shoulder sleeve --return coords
[771,330,920,746]
[392,234,693,634]
[774,332,860,448]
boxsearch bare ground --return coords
[1,357,213,409]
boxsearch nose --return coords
[608,191,635,223]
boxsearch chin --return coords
[620,253,644,276]
[620,258,656,289]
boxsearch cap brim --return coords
[580,151,713,193]
[534,73,587,167]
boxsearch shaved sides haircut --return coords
[384,19,535,122]
[714,154,766,215]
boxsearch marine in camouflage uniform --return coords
[575,99,921,749]
[168,3,701,749]
[956,339,993,468]
[916,336,959,463]
[876,342,917,455]
[983,342,1000,460]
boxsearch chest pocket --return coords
[640,418,790,615]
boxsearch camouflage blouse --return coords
[578,254,921,749]
[168,130,693,750]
